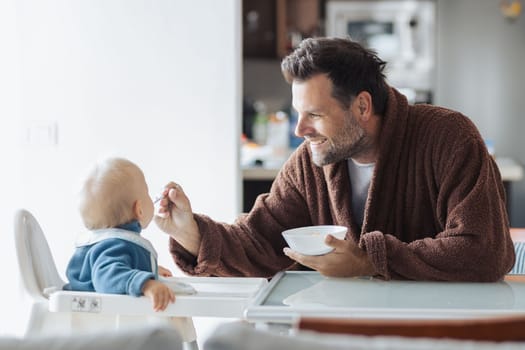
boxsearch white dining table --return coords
[245,271,525,325]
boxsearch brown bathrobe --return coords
[170,88,515,281]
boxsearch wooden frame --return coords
[298,315,525,341]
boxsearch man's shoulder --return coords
[409,104,480,137]
[410,104,464,122]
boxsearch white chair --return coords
[0,326,183,350]
[510,228,525,274]
[14,208,198,350]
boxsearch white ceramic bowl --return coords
[282,225,347,256]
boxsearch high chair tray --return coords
[50,276,267,318]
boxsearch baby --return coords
[65,157,175,311]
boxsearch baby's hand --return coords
[158,265,173,277]
[142,279,175,311]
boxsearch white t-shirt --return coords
[347,158,375,228]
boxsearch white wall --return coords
[435,0,525,226]
[0,0,241,336]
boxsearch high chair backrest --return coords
[13,208,267,349]
[14,209,65,302]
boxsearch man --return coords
[156,37,514,281]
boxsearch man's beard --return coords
[311,111,371,167]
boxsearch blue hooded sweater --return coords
[64,221,157,297]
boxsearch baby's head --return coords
[79,157,154,230]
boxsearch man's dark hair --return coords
[281,37,389,115]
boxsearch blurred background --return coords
[1,0,524,341]
[241,0,524,223]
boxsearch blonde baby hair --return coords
[79,157,145,229]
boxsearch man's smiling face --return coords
[292,74,373,166]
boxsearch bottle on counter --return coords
[252,101,268,145]
[266,110,290,158]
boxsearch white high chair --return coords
[14,209,201,349]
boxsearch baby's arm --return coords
[142,279,175,311]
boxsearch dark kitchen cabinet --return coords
[242,0,323,59]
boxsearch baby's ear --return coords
[132,199,143,220]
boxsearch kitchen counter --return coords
[243,156,524,182]
[242,156,523,216]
